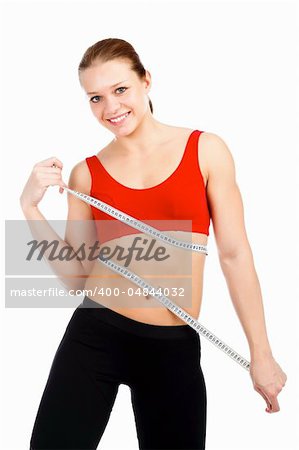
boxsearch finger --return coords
[40,167,68,187]
[35,157,63,168]
[49,163,68,188]
[38,167,62,174]
[40,174,62,182]
[41,176,63,187]
[50,158,63,168]
[59,181,68,192]
[266,394,280,413]
[257,387,271,409]
[255,386,272,412]
[36,160,68,191]
[39,173,68,183]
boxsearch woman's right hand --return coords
[20,156,68,211]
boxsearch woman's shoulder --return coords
[196,130,236,184]
[178,122,230,155]
[198,130,233,157]
[70,156,93,176]
[174,127,232,186]
[171,125,215,140]
[67,157,93,195]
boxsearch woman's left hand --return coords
[249,354,287,413]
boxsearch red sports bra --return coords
[85,129,210,245]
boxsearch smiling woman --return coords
[21,37,287,450]
[79,64,153,137]
[78,38,153,127]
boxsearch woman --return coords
[21,38,287,450]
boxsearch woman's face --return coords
[79,59,151,135]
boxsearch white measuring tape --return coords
[64,187,250,372]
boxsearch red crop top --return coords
[85,129,210,245]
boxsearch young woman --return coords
[21,38,287,450]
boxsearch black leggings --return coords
[30,296,207,450]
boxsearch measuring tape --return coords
[65,187,208,254]
[63,187,250,372]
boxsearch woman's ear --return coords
[144,69,152,92]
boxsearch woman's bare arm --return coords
[202,132,287,413]
[203,132,271,357]
[63,159,99,289]
[20,157,97,292]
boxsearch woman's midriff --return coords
[83,230,208,326]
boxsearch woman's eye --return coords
[90,96,100,103]
[89,87,127,103]
[116,87,127,94]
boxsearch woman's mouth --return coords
[107,111,131,126]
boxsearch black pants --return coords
[30,296,207,450]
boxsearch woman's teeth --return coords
[109,112,130,124]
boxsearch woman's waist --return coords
[82,265,204,325]
[85,258,204,296]
[79,290,203,326]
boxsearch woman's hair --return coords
[78,38,153,114]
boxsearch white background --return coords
[1,0,299,449]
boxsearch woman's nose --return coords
[104,98,122,115]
